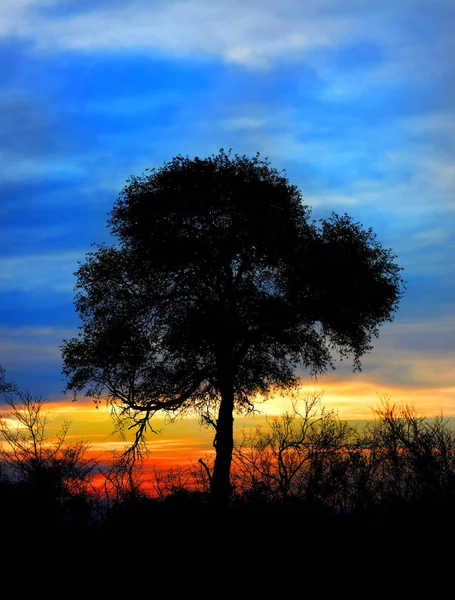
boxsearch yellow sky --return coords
[31,376,455,471]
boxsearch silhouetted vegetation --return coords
[0,370,100,534]
[1,366,454,548]
[61,149,405,506]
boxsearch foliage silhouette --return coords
[1,363,454,549]
[0,364,17,395]
[0,367,99,532]
[232,394,455,518]
[61,149,405,505]
[362,398,455,511]
[232,391,358,508]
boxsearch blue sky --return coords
[1,0,454,419]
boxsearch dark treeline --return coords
[1,367,455,547]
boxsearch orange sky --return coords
[36,375,455,472]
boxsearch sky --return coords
[1,0,454,468]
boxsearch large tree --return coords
[61,149,405,505]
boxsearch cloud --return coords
[302,194,359,208]
[0,328,76,394]
[0,0,355,67]
[0,87,92,187]
[395,228,455,280]
[288,313,455,395]
[0,341,61,364]
[0,326,76,338]
[1,0,453,94]
[0,153,87,185]
[354,316,455,390]
[301,109,455,217]
[258,378,455,420]
[211,100,455,218]
[0,252,81,293]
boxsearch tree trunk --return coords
[210,383,235,507]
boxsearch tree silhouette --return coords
[0,366,99,531]
[62,149,405,506]
[232,392,358,507]
[0,365,16,395]
[363,398,455,508]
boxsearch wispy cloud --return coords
[1,0,355,67]
[0,341,61,364]
[1,0,453,91]
[352,316,455,390]
[0,252,81,293]
[0,326,77,338]
[0,325,77,363]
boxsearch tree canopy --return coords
[61,149,405,505]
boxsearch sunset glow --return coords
[1,0,454,473]
[34,375,455,473]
